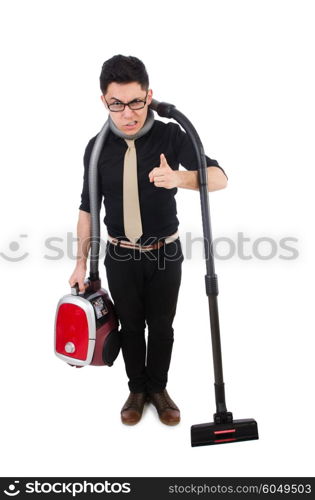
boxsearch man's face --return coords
[101,82,153,135]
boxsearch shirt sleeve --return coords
[173,123,228,179]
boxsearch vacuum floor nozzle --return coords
[191,418,258,447]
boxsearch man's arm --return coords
[68,210,91,292]
[175,166,227,191]
[149,154,227,192]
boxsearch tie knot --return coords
[125,139,135,149]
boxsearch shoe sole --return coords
[121,418,141,425]
[159,417,181,426]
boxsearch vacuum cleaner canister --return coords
[55,281,120,367]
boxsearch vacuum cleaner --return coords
[149,99,259,446]
[54,121,120,367]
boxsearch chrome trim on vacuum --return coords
[54,294,97,366]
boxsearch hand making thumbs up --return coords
[148,154,179,189]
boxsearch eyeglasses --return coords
[105,93,148,112]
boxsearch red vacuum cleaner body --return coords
[55,280,120,367]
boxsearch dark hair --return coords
[100,55,149,95]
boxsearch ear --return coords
[100,95,107,108]
[147,88,153,105]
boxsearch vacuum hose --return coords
[88,120,110,281]
[150,99,227,413]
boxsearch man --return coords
[69,55,227,426]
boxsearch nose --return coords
[121,106,134,119]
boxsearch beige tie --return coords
[123,139,143,244]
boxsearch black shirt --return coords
[79,119,226,244]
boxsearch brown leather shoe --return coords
[148,389,180,425]
[121,392,148,425]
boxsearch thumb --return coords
[160,153,168,167]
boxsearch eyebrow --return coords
[110,96,144,102]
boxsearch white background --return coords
[0,0,314,478]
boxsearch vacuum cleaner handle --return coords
[71,283,81,296]
[71,279,101,296]
[71,281,90,296]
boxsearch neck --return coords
[108,109,155,140]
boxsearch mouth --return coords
[124,121,138,130]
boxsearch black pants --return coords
[104,239,184,393]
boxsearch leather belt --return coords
[108,231,179,252]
